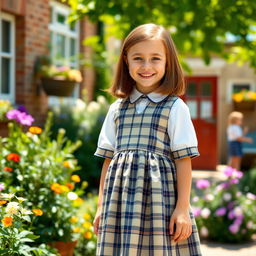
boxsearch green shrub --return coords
[239,167,256,195]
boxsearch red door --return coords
[184,77,217,170]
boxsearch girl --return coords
[227,111,253,170]
[93,24,202,255]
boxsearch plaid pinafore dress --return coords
[95,95,202,256]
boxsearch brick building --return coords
[0,0,97,130]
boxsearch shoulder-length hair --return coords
[108,23,185,98]
[228,111,243,125]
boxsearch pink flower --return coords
[192,207,202,217]
[215,207,226,217]
[229,224,239,234]
[223,166,234,177]
[228,210,235,220]
[0,183,5,191]
[196,179,210,189]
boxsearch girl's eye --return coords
[133,57,143,61]
[152,57,161,61]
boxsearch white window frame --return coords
[48,1,80,105]
[227,79,255,103]
[0,12,15,103]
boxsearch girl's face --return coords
[126,39,166,94]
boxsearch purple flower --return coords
[227,201,235,210]
[234,170,243,179]
[6,109,34,126]
[215,207,226,217]
[223,166,234,177]
[234,217,243,226]
[17,105,28,114]
[228,210,235,220]
[196,179,210,189]
[0,183,5,191]
[229,224,239,234]
[230,178,239,184]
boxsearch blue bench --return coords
[243,131,256,154]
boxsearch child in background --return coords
[227,111,253,170]
[93,24,202,255]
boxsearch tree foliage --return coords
[66,0,256,68]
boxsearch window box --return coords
[233,100,256,111]
[41,77,76,97]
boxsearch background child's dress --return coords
[95,88,202,255]
[227,124,243,157]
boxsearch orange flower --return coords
[3,167,13,172]
[73,227,81,233]
[32,209,43,216]
[73,197,83,207]
[0,200,8,205]
[84,231,92,239]
[70,216,78,223]
[51,183,69,194]
[1,216,13,227]
[29,126,42,134]
[6,153,20,162]
[71,175,80,183]
[66,183,75,190]
[63,161,72,168]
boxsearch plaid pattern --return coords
[96,96,202,256]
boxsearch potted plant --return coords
[35,56,83,97]
[232,90,256,111]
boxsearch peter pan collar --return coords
[129,87,169,104]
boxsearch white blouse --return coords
[227,125,243,141]
[96,88,198,159]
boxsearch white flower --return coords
[233,206,243,217]
[97,95,107,105]
[67,192,78,200]
[223,193,232,201]
[200,226,209,237]
[247,221,253,229]
[205,194,214,201]
[192,196,199,202]
[5,202,19,215]
[201,208,211,219]
[20,208,33,215]
[236,191,242,197]
[16,197,26,203]
[87,101,100,112]
[75,99,86,111]
[0,193,15,200]
[246,193,256,200]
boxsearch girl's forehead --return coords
[127,39,166,55]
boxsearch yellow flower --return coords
[0,200,7,205]
[70,216,78,223]
[32,209,43,216]
[68,69,82,83]
[83,221,92,229]
[83,213,91,220]
[51,183,69,194]
[84,231,92,239]
[71,175,80,183]
[232,93,243,102]
[1,216,13,227]
[29,126,42,134]
[73,197,83,207]
[73,227,81,233]
[5,202,19,215]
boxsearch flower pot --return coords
[233,101,256,111]
[41,77,76,97]
[49,241,77,256]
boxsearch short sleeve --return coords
[227,125,242,141]
[168,98,199,160]
[94,101,117,159]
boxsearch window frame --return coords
[227,79,255,103]
[0,12,15,103]
[48,1,80,104]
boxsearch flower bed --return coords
[192,166,256,243]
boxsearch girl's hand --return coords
[169,207,192,243]
[93,206,102,236]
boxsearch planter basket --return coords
[49,241,77,256]
[233,101,256,111]
[41,77,76,97]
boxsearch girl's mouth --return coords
[139,73,155,79]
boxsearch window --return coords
[227,80,255,102]
[0,13,15,102]
[49,1,80,104]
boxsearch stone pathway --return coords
[192,168,256,256]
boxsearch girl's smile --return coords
[126,39,166,94]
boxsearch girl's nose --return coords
[141,61,151,68]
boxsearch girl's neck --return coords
[135,83,160,94]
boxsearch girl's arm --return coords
[97,158,111,208]
[236,136,253,143]
[169,157,192,242]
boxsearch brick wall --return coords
[0,0,96,136]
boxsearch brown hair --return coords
[108,23,185,98]
[228,111,243,125]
